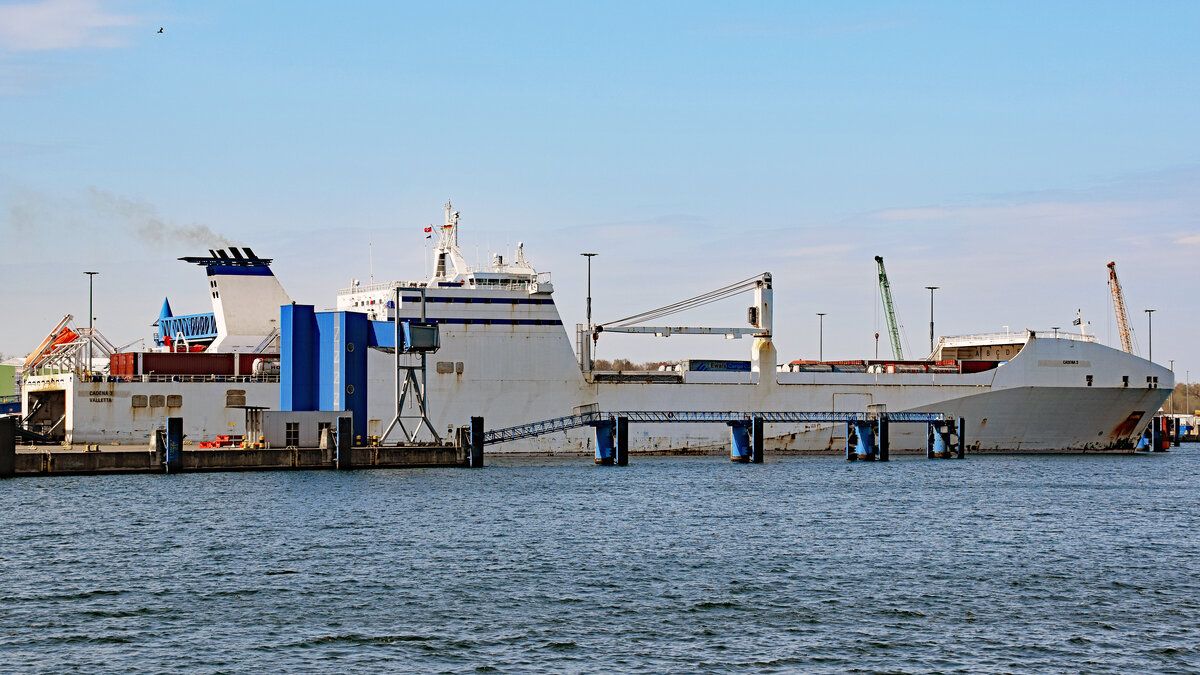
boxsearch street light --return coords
[925,286,939,354]
[1145,309,1155,363]
[1170,360,1175,412]
[1052,326,1060,338]
[816,313,826,362]
[85,271,98,375]
[580,253,597,327]
[581,253,597,370]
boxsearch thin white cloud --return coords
[873,201,1153,225]
[1176,233,1200,245]
[0,0,137,51]
[773,243,859,258]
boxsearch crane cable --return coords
[600,274,763,328]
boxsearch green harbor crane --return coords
[875,255,904,360]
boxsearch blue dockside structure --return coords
[281,305,378,440]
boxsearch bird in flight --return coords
[157,27,164,34]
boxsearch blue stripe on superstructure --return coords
[401,295,553,305]
[207,265,275,277]
[393,317,562,326]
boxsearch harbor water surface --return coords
[3,446,1199,673]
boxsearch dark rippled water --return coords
[3,446,1199,673]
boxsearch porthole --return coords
[346,384,355,395]
[346,342,355,352]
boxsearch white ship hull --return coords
[360,317,1171,454]
[22,375,277,446]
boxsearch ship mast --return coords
[431,201,467,282]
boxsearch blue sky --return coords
[2,1,1198,380]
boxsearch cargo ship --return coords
[19,203,1174,453]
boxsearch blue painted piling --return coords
[852,421,876,461]
[729,422,751,463]
[928,422,948,459]
[594,420,615,465]
[165,417,183,473]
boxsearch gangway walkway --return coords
[482,410,946,445]
[476,409,963,465]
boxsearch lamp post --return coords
[85,271,98,374]
[581,253,597,327]
[925,286,939,354]
[1145,309,1155,363]
[1052,326,1060,338]
[1169,360,1175,413]
[817,313,826,362]
[581,253,597,371]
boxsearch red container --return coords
[140,352,235,376]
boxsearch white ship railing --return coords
[31,373,283,384]
[134,374,281,384]
[940,330,1096,347]
[337,280,414,296]
[337,273,551,297]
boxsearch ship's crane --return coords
[581,273,772,372]
[1106,261,1137,355]
[874,256,904,360]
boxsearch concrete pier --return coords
[8,442,469,477]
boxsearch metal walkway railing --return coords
[482,410,948,445]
